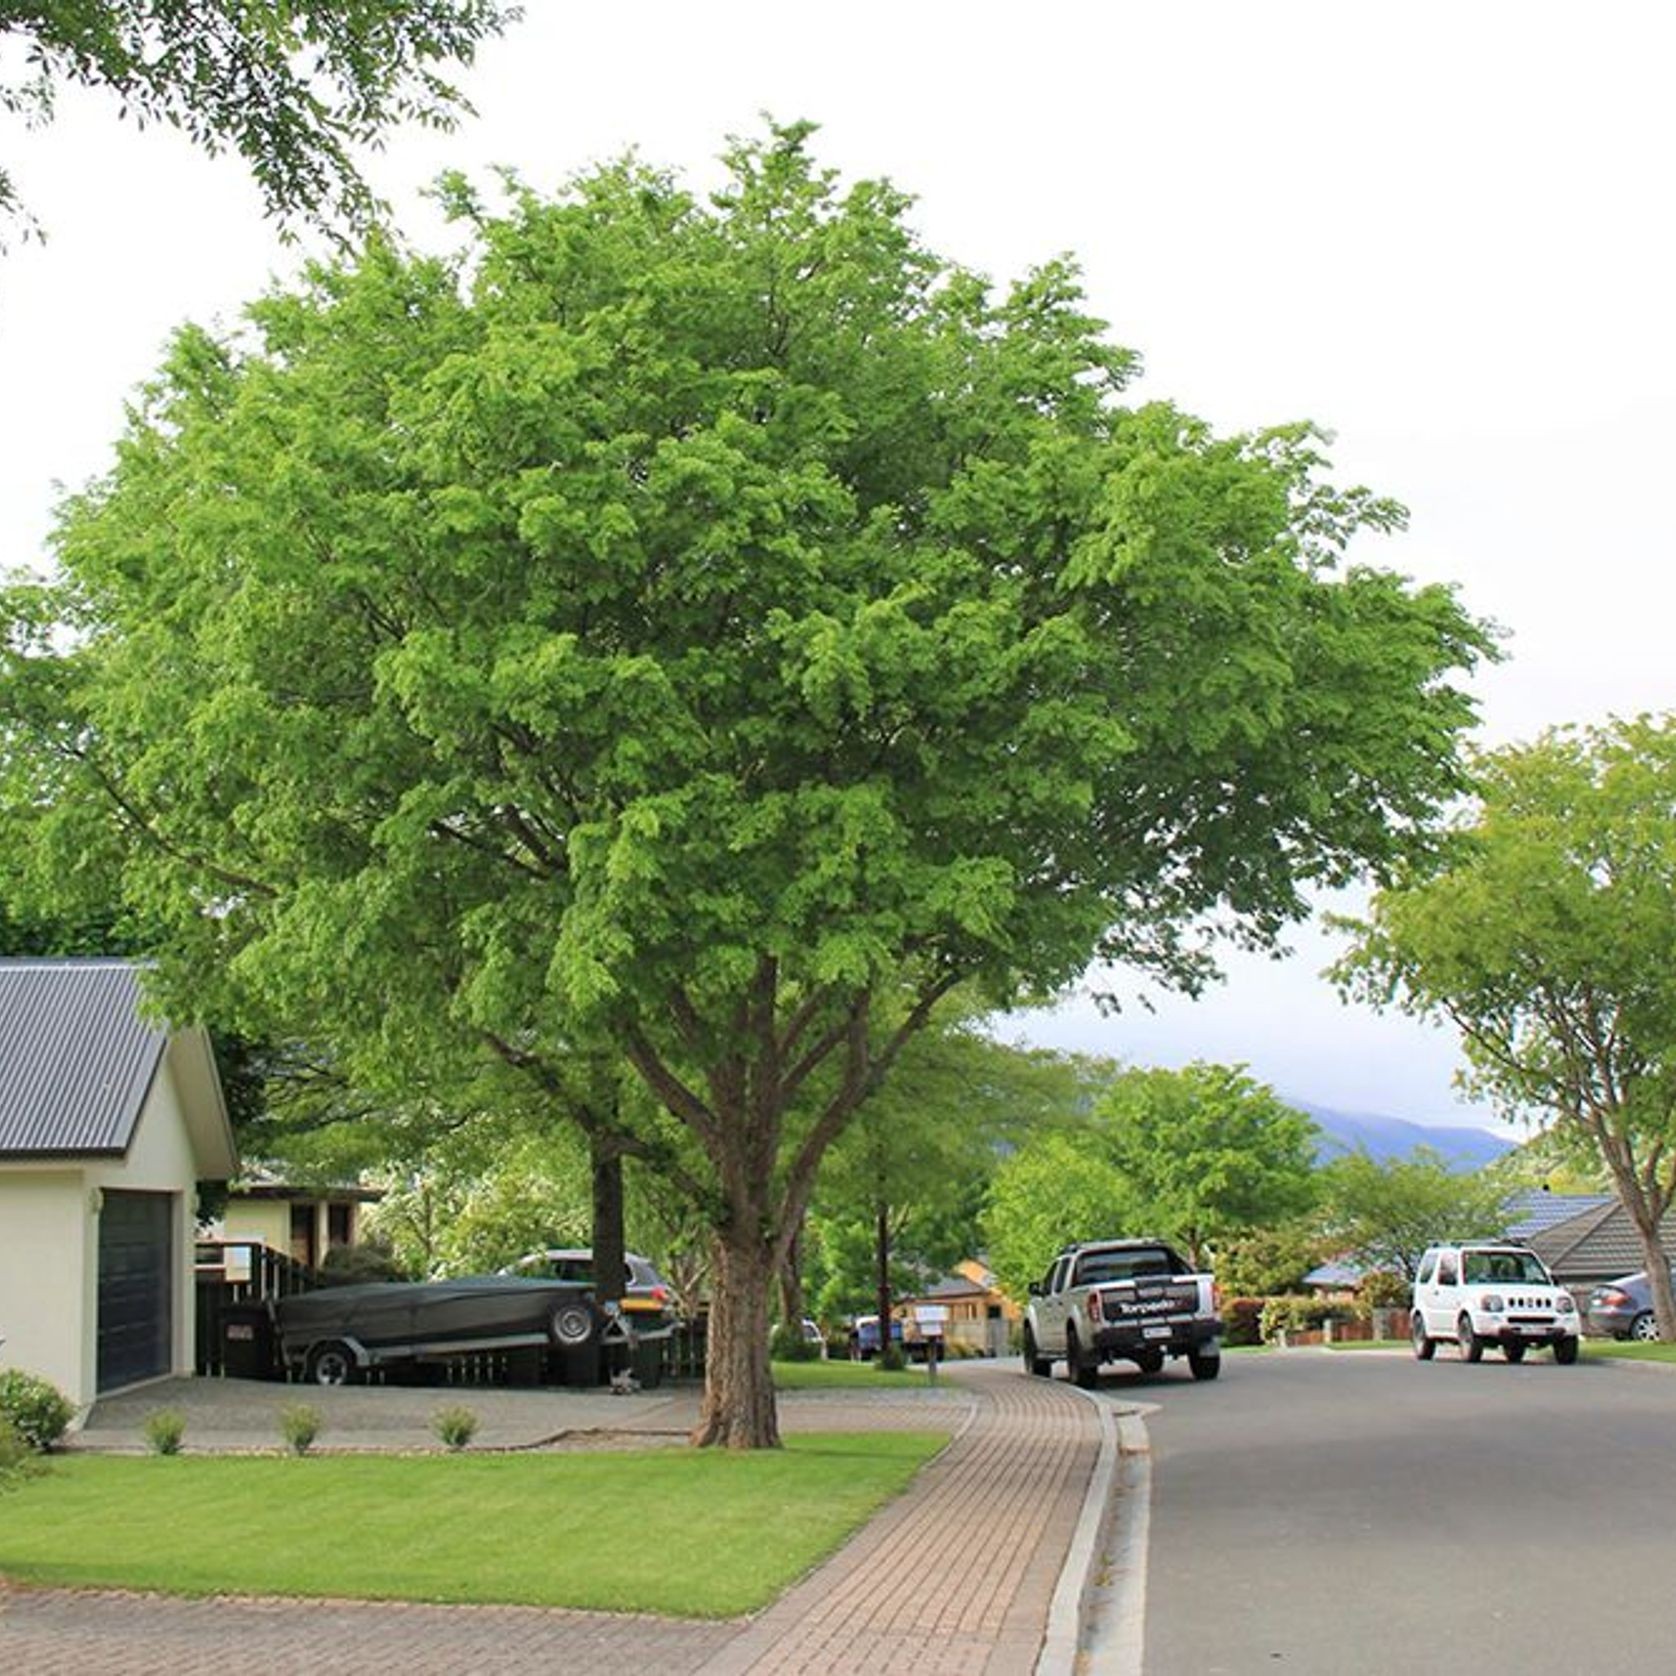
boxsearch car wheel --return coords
[306,1340,356,1386]
[550,1301,595,1347]
[1554,1335,1580,1365]
[1067,1327,1099,1390]
[1023,1326,1051,1378]
[1457,1313,1484,1363]
[1188,1348,1221,1381]
[1504,1341,1526,1363]
[1412,1311,1436,1361]
[1134,1348,1164,1376]
[1630,1312,1659,1342]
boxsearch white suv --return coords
[1412,1242,1580,1364]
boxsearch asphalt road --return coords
[1106,1348,1676,1676]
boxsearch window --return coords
[1416,1252,1437,1285]
[1437,1254,1459,1287]
[327,1203,352,1249]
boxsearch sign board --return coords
[914,1305,948,1336]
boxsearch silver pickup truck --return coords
[1023,1238,1222,1385]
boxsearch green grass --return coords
[1583,1339,1676,1362]
[0,1432,947,1616]
[1323,1340,1410,1352]
[770,1357,932,1390]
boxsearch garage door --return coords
[98,1190,174,1392]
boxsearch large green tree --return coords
[1337,716,1676,1335]
[0,125,1491,1445]
[1,0,513,238]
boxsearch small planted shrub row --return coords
[0,1369,74,1452]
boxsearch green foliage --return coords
[1317,1147,1509,1279]
[315,1239,408,1286]
[769,1324,820,1362]
[983,1128,1144,1299]
[1358,1269,1411,1309]
[1335,716,1676,1329]
[1090,1064,1321,1267]
[1217,1222,1332,1297]
[142,1409,186,1456]
[279,1403,322,1456]
[0,1369,73,1451]
[0,1416,45,1488]
[430,1404,478,1451]
[0,1,513,240]
[1258,1295,1357,1343]
[1,122,1491,1442]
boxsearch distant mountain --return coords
[1288,1099,1512,1170]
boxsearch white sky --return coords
[3,3,1672,1132]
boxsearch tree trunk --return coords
[778,1219,806,1331]
[693,1228,781,1448]
[875,1197,894,1363]
[591,1132,626,1308]
[1630,1210,1676,1339]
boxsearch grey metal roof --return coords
[1504,1189,1615,1240]
[0,960,166,1157]
[1527,1199,1676,1282]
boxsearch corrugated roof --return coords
[0,960,166,1157]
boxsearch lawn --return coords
[1583,1339,1676,1363]
[771,1357,933,1390]
[0,1431,947,1616]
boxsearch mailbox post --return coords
[914,1305,949,1384]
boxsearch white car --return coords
[1411,1242,1580,1363]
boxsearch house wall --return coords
[0,1170,90,1404]
[220,1198,291,1254]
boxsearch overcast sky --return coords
[3,3,1671,1133]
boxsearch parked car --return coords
[1411,1242,1580,1363]
[275,1275,600,1385]
[851,1314,905,1359]
[1587,1270,1671,1340]
[500,1248,676,1324]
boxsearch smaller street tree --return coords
[1336,716,1676,1335]
[1316,1147,1511,1280]
[1092,1064,1321,1269]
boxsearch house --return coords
[1525,1198,1676,1296]
[896,1258,1020,1356]
[211,1168,382,1269]
[0,959,236,1411]
[1300,1190,1615,1294]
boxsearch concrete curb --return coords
[1035,1385,1119,1674]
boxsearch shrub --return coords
[279,1402,322,1455]
[0,1369,74,1452]
[879,1345,907,1373]
[317,1240,406,1286]
[1220,1297,1266,1347]
[143,1409,187,1456]
[432,1404,478,1451]
[0,1416,44,1488]
[1359,1270,1411,1309]
[769,1324,820,1362]
[1258,1295,1358,1343]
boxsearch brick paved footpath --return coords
[0,1361,1103,1676]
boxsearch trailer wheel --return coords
[306,1340,357,1386]
[551,1302,595,1347]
